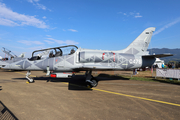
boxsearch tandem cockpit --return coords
[28,45,78,61]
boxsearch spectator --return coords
[133,69,137,75]
[162,63,164,68]
[172,63,175,69]
[155,64,158,68]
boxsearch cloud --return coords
[64,40,79,45]
[46,35,51,37]
[27,0,33,3]
[44,40,54,44]
[68,29,78,32]
[34,0,40,2]
[46,38,79,45]
[36,3,46,10]
[46,38,55,40]
[28,46,45,50]
[0,2,48,28]
[153,17,180,36]
[42,16,46,19]
[134,13,142,18]
[18,40,44,45]
[118,11,142,18]
[0,18,19,26]
[63,29,78,32]
[27,0,50,11]
[53,40,67,44]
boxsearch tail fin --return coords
[122,27,155,55]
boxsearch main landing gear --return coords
[26,70,35,83]
[25,70,98,87]
[85,71,98,88]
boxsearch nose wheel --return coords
[26,70,35,83]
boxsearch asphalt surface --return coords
[0,69,180,120]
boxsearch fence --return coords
[156,68,180,80]
[0,101,18,120]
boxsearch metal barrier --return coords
[156,68,180,80]
[0,101,18,120]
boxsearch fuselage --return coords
[1,27,158,72]
[1,48,156,71]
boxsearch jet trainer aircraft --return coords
[0,47,49,68]
[1,27,173,87]
[0,47,25,68]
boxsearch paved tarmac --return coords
[0,69,180,120]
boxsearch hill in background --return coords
[147,48,180,63]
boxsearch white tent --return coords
[153,58,164,68]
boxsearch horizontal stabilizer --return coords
[142,54,173,58]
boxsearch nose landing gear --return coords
[26,70,35,83]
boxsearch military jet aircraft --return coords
[0,47,51,68]
[0,47,25,68]
[1,27,173,87]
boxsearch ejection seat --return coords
[55,51,62,57]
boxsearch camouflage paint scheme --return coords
[1,27,156,71]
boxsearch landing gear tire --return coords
[28,79,35,83]
[89,78,98,88]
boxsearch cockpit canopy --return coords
[28,45,78,61]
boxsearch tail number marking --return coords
[129,59,142,64]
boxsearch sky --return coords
[0,0,180,57]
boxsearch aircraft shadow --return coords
[0,69,24,72]
[47,76,93,90]
[12,74,129,90]
[96,74,129,81]
[0,101,18,120]
[152,78,180,85]
[12,76,93,90]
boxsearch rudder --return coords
[122,27,155,55]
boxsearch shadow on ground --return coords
[12,75,93,90]
[0,86,2,91]
[0,69,24,72]
[152,78,180,85]
[0,101,18,120]
[12,74,129,90]
[130,75,180,86]
[96,74,129,81]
